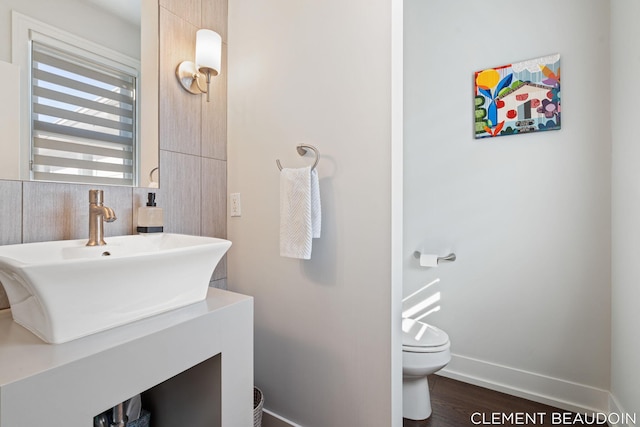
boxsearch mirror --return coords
[0,0,159,187]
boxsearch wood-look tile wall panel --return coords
[201,43,227,161]
[202,0,228,41]
[212,255,227,281]
[0,180,21,309]
[0,287,8,310]
[160,150,202,235]
[159,0,228,281]
[159,8,201,156]
[22,182,132,243]
[202,157,227,280]
[159,0,201,28]
[210,278,227,290]
[0,180,22,245]
[22,182,79,242]
[201,158,227,238]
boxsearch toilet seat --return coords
[402,318,450,353]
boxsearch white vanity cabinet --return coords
[0,288,253,427]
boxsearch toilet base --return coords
[402,375,432,420]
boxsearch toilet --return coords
[402,317,451,420]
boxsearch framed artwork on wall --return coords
[474,54,561,139]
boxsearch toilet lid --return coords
[402,318,449,350]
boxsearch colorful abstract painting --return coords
[474,54,561,139]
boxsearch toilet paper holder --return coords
[413,251,457,263]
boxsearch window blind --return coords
[31,41,137,186]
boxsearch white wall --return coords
[404,0,612,412]
[611,0,640,420]
[0,61,20,180]
[0,0,139,63]
[227,0,396,425]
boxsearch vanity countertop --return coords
[0,288,254,427]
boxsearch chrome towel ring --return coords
[276,144,320,171]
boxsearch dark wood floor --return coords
[403,375,608,427]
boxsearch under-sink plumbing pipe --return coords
[111,402,127,427]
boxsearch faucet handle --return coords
[89,189,104,205]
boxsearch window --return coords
[31,40,137,186]
[13,12,141,186]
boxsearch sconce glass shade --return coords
[176,28,222,102]
[195,29,221,76]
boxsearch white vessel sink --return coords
[0,233,231,344]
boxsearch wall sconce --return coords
[176,29,222,102]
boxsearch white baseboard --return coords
[608,395,624,427]
[262,408,303,427]
[439,353,610,414]
[608,394,637,427]
[261,356,636,427]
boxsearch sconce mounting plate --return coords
[176,61,206,95]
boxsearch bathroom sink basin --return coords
[0,233,231,344]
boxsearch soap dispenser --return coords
[137,192,164,233]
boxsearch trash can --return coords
[126,410,150,427]
[253,387,264,427]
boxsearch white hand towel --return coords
[310,168,321,238]
[280,166,321,259]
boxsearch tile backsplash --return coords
[0,180,21,246]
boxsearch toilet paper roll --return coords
[419,254,438,267]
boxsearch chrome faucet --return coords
[87,189,117,246]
